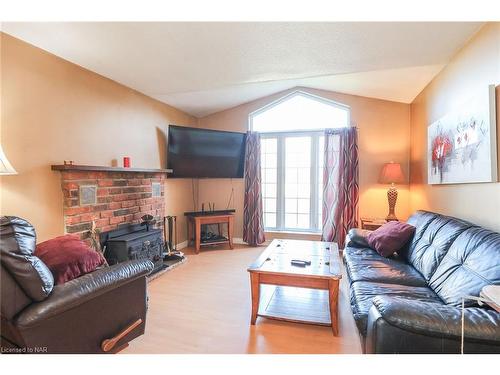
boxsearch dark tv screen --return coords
[167,125,246,178]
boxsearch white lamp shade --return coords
[0,145,17,175]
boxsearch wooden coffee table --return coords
[247,239,342,335]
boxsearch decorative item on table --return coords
[0,145,17,175]
[141,214,156,231]
[89,221,109,266]
[123,156,131,168]
[428,84,497,184]
[163,215,184,260]
[379,162,405,221]
[63,160,74,166]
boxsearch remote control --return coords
[291,259,311,267]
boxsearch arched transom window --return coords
[249,91,350,232]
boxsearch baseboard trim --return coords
[176,238,247,249]
[176,240,188,250]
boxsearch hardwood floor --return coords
[124,244,363,354]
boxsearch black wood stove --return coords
[100,223,167,274]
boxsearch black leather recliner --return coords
[1,216,154,353]
[344,210,500,353]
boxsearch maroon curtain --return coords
[321,131,341,243]
[322,127,359,249]
[243,132,266,246]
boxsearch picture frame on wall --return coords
[427,84,498,185]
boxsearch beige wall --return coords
[0,33,198,243]
[198,87,411,237]
[409,23,500,231]
[13,21,496,243]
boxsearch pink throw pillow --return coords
[35,234,106,284]
[366,221,415,257]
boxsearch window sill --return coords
[265,229,321,235]
[264,230,322,241]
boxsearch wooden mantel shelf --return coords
[51,164,173,173]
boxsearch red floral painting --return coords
[430,131,453,183]
[427,86,496,184]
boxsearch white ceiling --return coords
[2,22,483,117]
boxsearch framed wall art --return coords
[428,85,497,184]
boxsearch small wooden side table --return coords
[185,213,234,254]
[360,217,387,230]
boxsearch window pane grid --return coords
[261,138,277,228]
[317,135,324,231]
[284,136,311,230]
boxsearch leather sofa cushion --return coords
[371,296,500,345]
[350,281,441,336]
[344,246,380,261]
[35,234,106,284]
[346,228,372,248]
[402,210,438,257]
[403,213,472,281]
[428,227,500,307]
[344,246,427,287]
[0,216,54,301]
[1,264,32,320]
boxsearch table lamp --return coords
[379,162,405,221]
[0,145,17,175]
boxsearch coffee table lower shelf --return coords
[257,285,331,326]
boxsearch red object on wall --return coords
[123,157,130,168]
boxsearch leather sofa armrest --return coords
[346,228,372,248]
[15,259,154,328]
[367,296,500,350]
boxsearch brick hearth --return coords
[57,170,165,239]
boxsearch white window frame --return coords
[261,131,324,233]
[250,90,350,233]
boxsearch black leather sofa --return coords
[1,216,154,353]
[344,210,500,353]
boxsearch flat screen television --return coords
[167,125,246,178]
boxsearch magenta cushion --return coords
[366,221,416,257]
[35,234,106,284]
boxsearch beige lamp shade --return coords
[379,162,405,184]
[0,145,17,175]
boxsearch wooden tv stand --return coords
[185,210,235,254]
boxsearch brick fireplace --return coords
[52,165,168,240]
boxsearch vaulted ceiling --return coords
[2,22,483,117]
